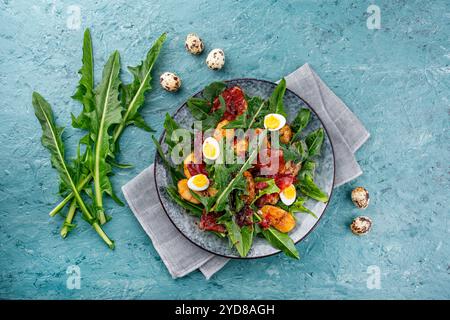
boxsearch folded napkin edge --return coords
[122,181,217,279]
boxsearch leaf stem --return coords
[60,200,77,238]
[33,92,114,248]
[93,222,115,249]
[112,121,125,144]
[49,174,91,217]
[247,101,265,129]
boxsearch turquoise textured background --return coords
[0,0,449,299]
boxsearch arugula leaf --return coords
[113,33,166,141]
[71,29,95,132]
[187,95,225,131]
[223,112,247,129]
[50,30,96,229]
[240,225,254,256]
[202,81,226,102]
[91,51,123,224]
[223,96,266,129]
[190,191,216,213]
[58,143,93,236]
[202,95,225,130]
[224,218,253,257]
[33,93,74,197]
[211,133,265,212]
[261,227,299,259]
[198,163,243,213]
[291,108,311,141]
[186,82,226,129]
[305,128,324,158]
[151,135,184,184]
[252,178,280,203]
[247,97,266,128]
[163,113,181,150]
[32,92,114,249]
[58,33,166,224]
[166,185,203,217]
[297,160,316,180]
[280,140,308,163]
[211,163,240,189]
[186,98,211,120]
[288,198,318,219]
[233,191,246,213]
[268,78,287,117]
[297,174,328,203]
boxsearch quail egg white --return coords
[202,137,220,161]
[280,184,296,206]
[264,113,286,131]
[206,49,225,70]
[187,174,210,191]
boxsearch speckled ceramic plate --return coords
[154,79,335,259]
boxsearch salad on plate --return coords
[153,79,329,259]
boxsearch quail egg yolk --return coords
[265,115,281,129]
[280,184,296,206]
[264,113,286,131]
[284,185,295,198]
[187,174,210,191]
[203,141,217,158]
[202,137,220,161]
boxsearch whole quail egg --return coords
[351,187,370,209]
[350,216,373,235]
[206,49,225,70]
[185,33,204,55]
[160,72,181,92]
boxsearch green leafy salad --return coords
[153,80,329,258]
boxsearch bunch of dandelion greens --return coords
[32,28,166,248]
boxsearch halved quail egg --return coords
[187,174,210,192]
[264,113,286,131]
[202,137,220,161]
[280,184,296,206]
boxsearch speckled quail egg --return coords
[187,174,210,192]
[350,216,373,235]
[264,113,287,131]
[351,187,370,209]
[160,72,181,92]
[206,49,225,70]
[185,33,204,55]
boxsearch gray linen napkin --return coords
[122,63,370,279]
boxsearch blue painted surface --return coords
[0,0,449,299]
